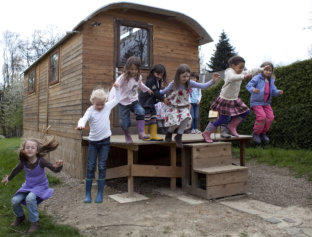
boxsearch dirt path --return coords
[41,160,312,236]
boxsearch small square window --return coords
[49,51,59,85]
[115,19,153,69]
[28,69,35,93]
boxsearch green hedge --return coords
[200,59,312,149]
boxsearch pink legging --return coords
[252,105,274,134]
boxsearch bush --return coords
[200,59,312,149]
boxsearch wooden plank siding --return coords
[23,71,38,131]
[47,34,83,138]
[38,59,48,132]
[23,34,84,178]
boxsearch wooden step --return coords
[194,165,247,174]
[195,165,248,199]
[183,142,232,168]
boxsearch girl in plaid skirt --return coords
[202,56,271,143]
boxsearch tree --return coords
[0,27,62,137]
[207,31,236,72]
[0,31,25,137]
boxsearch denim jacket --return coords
[246,73,280,108]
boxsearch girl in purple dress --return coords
[1,136,63,234]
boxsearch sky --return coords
[0,0,312,79]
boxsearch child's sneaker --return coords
[190,129,196,134]
[11,215,25,227]
[195,129,201,134]
[28,221,39,234]
[260,134,270,143]
[253,134,261,144]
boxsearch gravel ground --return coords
[40,159,312,236]
[245,159,312,207]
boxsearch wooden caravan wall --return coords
[23,34,85,178]
[81,9,200,135]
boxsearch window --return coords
[115,19,153,68]
[28,69,35,94]
[49,50,59,85]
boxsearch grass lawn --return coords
[233,146,312,181]
[0,137,82,236]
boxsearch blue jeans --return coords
[118,101,145,130]
[11,192,38,222]
[190,103,199,130]
[87,137,110,180]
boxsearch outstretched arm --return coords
[76,107,92,130]
[106,86,121,111]
[2,162,23,184]
[271,80,283,97]
[190,80,213,89]
[138,76,152,94]
[160,81,174,95]
[40,158,63,173]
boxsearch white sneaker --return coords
[190,129,196,134]
[195,129,201,134]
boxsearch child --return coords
[189,72,202,134]
[76,86,120,203]
[1,137,63,234]
[246,62,283,144]
[155,101,167,134]
[202,56,271,143]
[114,56,153,143]
[139,64,168,141]
[160,64,219,148]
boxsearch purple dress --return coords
[14,159,53,205]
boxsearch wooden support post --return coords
[181,148,186,188]
[127,149,134,196]
[239,141,246,166]
[133,150,138,164]
[170,144,176,190]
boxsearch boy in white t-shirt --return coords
[76,86,120,203]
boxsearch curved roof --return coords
[24,2,212,73]
[73,2,213,45]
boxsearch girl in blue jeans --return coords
[113,56,152,143]
[189,72,202,134]
[77,86,120,203]
[1,136,62,234]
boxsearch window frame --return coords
[114,18,153,70]
[27,68,36,94]
[48,49,60,86]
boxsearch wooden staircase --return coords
[182,142,248,199]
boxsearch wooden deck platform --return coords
[82,134,252,196]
